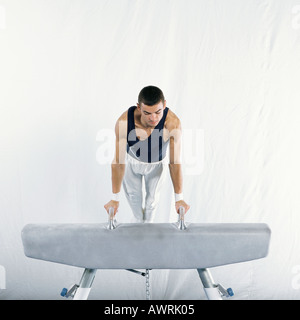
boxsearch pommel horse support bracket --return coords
[21,207,271,300]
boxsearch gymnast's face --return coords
[137,100,166,128]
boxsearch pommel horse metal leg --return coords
[197,268,234,300]
[73,268,97,300]
[61,268,97,300]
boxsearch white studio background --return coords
[1,0,300,300]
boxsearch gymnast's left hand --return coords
[175,200,190,214]
[104,200,119,216]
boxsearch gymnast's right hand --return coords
[104,200,119,216]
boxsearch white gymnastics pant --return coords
[122,154,167,223]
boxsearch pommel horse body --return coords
[21,208,271,300]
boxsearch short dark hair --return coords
[138,86,165,106]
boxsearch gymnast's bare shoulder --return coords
[164,108,182,139]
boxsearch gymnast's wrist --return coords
[111,192,120,202]
[175,192,183,202]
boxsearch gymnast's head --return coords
[137,85,167,128]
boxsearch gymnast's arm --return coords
[104,113,127,215]
[168,117,190,214]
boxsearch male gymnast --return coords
[104,85,190,222]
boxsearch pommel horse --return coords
[21,207,271,300]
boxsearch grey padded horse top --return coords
[21,222,271,269]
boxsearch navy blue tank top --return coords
[126,106,169,163]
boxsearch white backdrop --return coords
[1,0,300,300]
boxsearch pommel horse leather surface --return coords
[21,223,271,269]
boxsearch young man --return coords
[104,85,190,222]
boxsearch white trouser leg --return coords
[123,155,167,223]
[144,162,166,222]
[122,158,144,222]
